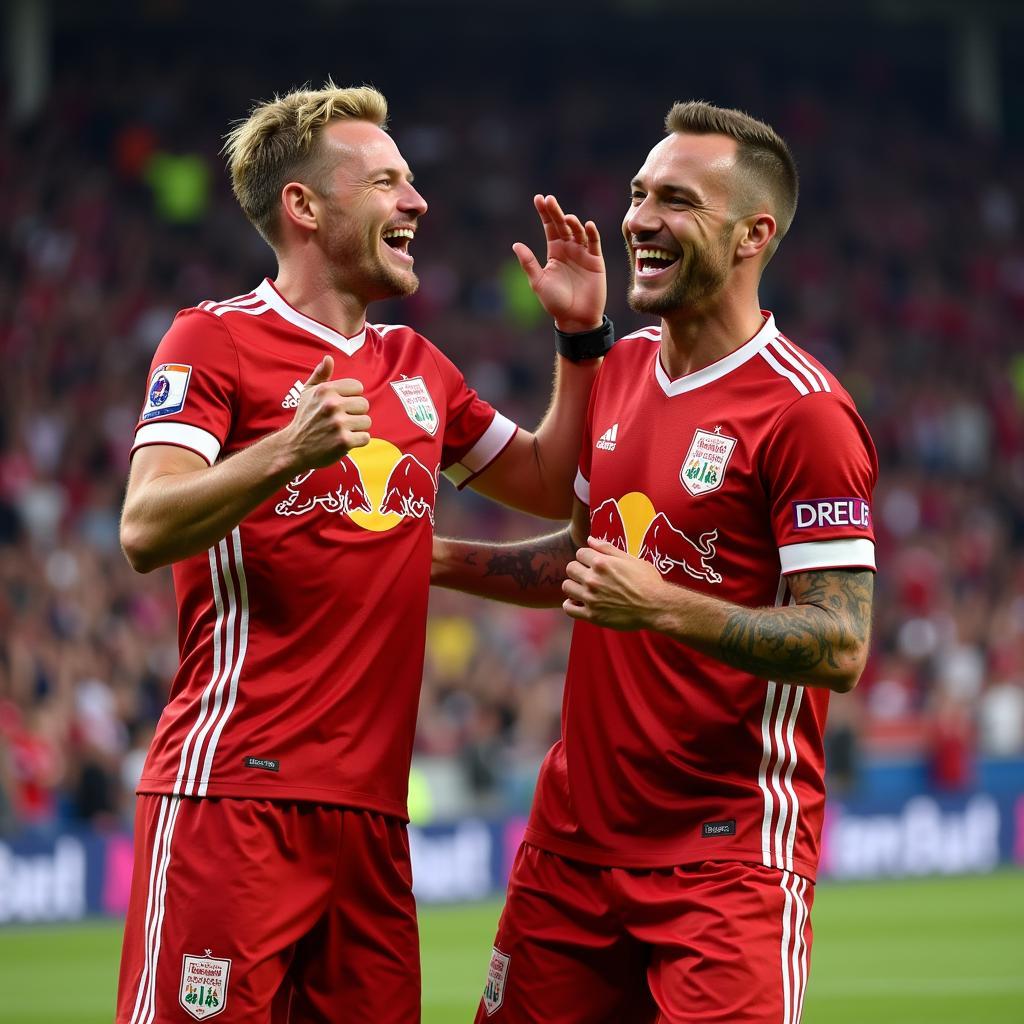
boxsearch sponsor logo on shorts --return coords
[243,756,279,772]
[701,819,736,837]
[483,946,510,1016]
[792,497,870,530]
[180,950,231,1020]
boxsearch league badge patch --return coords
[680,427,737,496]
[179,950,231,1020]
[142,363,192,421]
[483,946,510,1016]
[391,375,439,436]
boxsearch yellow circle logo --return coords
[347,439,438,532]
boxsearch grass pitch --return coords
[1,871,1021,1022]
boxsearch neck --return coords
[658,293,766,380]
[273,257,367,338]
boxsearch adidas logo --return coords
[281,379,304,409]
[596,423,619,451]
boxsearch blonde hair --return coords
[223,80,389,246]
[665,100,798,255]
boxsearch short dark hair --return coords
[665,100,799,254]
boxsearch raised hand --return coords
[513,194,606,334]
[283,355,372,469]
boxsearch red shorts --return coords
[475,843,814,1024]
[116,795,419,1024]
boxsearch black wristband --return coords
[554,315,615,362]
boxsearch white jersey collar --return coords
[256,279,367,356]
[654,313,778,397]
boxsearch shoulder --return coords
[601,323,661,372]
[764,332,848,396]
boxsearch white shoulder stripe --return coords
[768,339,822,393]
[776,336,830,392]
[197,292,258,313]
[371,323,410,336]
[211,301,270,318]
[625,328,661,342]
[758,346,810,395]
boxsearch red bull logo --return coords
[275,462,373,517]
[591,494,721,585]
[275,439,438,531]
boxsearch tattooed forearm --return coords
[432,528,575,606]
[481,530,576,591]
[717,570,874,690]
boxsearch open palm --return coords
[513,194,606,334]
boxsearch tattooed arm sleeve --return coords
[714,569,874,691]
[642,568,873,692]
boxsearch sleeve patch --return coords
[142,363,193,420]
[791,498,870,530]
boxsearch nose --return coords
[401,182,428,219]
[623,195,658,240]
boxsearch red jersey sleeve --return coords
[131,308,239,466]
[430,343,518,489]
[761,391,878,575]
[573,367,602,507]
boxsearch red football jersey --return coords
[130,279,517,818]
[524,314,877,880]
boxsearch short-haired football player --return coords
[434,100,877,1023]
[115,82,610,1024]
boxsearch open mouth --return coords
[382,227,415,264]
[634,247,680,279]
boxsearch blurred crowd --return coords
[2,47,1024,833]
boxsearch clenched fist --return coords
[282,355,372,469]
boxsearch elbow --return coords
[830,644,869,694]
[120,518,161,574]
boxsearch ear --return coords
[279,181,322,237]
[735,213,776,262]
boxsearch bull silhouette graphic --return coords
[274,459,373,517]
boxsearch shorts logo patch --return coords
[179,950,231,1019]
[391,375,439,436]
[702,818,736,837]
[143,363,192,421]
[483,946,510,1016]
[680,427,736,496]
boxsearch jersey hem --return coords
[522,827,819,882]
[137,777,409,821]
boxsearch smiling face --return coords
[312,119,428,304]
[622,132,743,316]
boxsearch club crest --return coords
[680,427,737,496]
[179,951,231,1020]
[483,946,510,1016]
[391,375,439,436]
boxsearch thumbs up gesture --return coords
[282,355,372,468]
